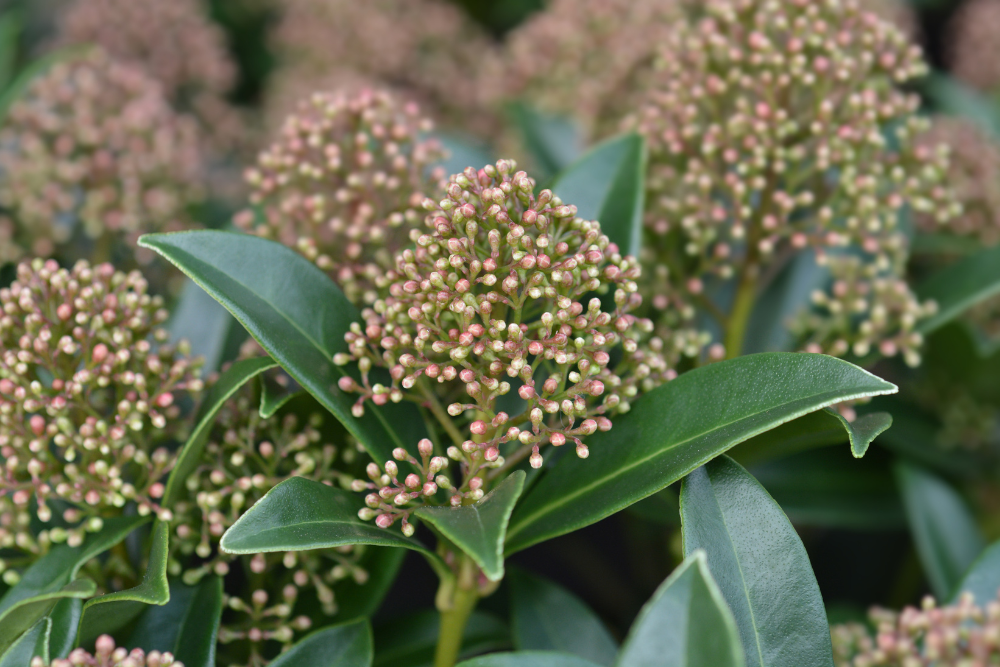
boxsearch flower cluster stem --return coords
[434,557,481,667]
[724,272,757,359]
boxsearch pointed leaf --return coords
[416,472,525,581]
[457,652,603,667]
[163,355,278,506]
[77,522,171,643]
[0,516,148,616]
[374,610,509,667]
[260,375,302,419]
[916,245,1000,335]
[508,102,584,181]
[680,456,834,667]
[953,538,1000,604]
[0,578,95,655]
[139,231,428,464]
[508,568,616,666]
[731,410,891,465]
[506,353,897,554]
[0,617,48,667]
[616,550,744,667]
[894,461,985,600]
[125,576,222,667]
[270,620,372,667]
[47,598,82,660]
[550,133,646,257]
[220,477,445,572]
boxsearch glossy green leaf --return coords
[374,610,509,667]
[168,278,236,373]
[416,472,525,581]
[47,598,82,660]
[616,550,744,667]
[953,539,1000,604]
[894,461,985,600]
[457,652,603,667]
[164,355,278,506]
[730,409,892,466]
[126,576,223,667]
[139,231,428,464]
[77,522,171,643]
[508,102,584,181]
[0,617,48,667]
[550,133,646,257]
[270,620,372,667]
[744,250,825,354]
[680,456,834,667]
[220,477,445,571]
[260,375,302,419]
[0,578,95,655]
[508,569,616,666]
[0,516,148,616]
[506,353,897,554]
[916,245,1000,335]
[750,448,905,530]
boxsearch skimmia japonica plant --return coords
[6,0,1000,666]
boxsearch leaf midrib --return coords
[506,386,894,542]
[151,239,408,453]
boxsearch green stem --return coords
[434,559,480,667]
[419,379,466,448]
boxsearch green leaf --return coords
[457,652,604,667]
[77,522,171,643]
[0,516,148,616]
[168,278,237,374]
[919,71,1000,137]
[953,538,1000,604]
[916,245,1000,335]
[0,578,95,655]
[270,620,372,667]
[750,448,905,530]
[260,376,302,419]
[139,230,428,464]
[505,353,897,554]
[744,250,826,354]
[415,472,525,581]
[616,550,744,667]
[0,10,22,94]
[730,410,892,466]
[47,598,82,660]
[220,477,445,572]
[0,617,48,667]
[508,568,616,666]
[374,610,509,667]
[126,576,223,667]
[894,460,985,600]
[680,456,834,667]
[436,133,495,180]
[508,102,584,182]
[550,133,646,257]
[163,355,278,506]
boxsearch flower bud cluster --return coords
[169,384,366,661]
[236,90,446,305]
[915,116,1000,246]
[946,0,1000,92]
[267,0,493,134]
[483,0,679,139]
[30,635,181,667]
[831,590,1000,666]
[0,259,203,573]
[335,159,670,510]
[792,254,935,366]
[56,0,239,148]
[351,439,458,532]
[634,0,956,355]
[0,50,204,263]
